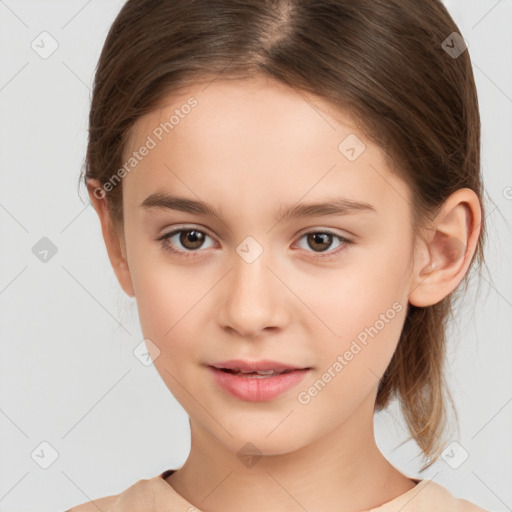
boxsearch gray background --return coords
[0,1,511,511]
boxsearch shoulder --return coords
[66,494,119,512]
[374,479,490,512]
[65,477,160,512]
[401,480,490,512]
[452,496,490,512]
[428,481,489,511]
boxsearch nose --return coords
[216,248,289,339]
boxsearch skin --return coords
[87,75,481,512]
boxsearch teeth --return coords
[229,369,290,376]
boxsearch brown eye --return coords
[158,227,215,256]
[306,232,333,252]
[179,229,205,250]
[295,230,351,258]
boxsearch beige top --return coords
[66,469,490,511]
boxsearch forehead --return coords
[122,77,411,220]
[129,76,357,153]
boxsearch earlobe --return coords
[408,188,482,308]
[86,179,136,298]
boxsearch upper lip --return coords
[209,359,309,372]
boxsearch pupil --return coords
[178,231,333,252]
[308,233,331,252]
[180,230,204,249]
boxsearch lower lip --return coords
[208,367,310,402]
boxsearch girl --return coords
[68,0,489,510]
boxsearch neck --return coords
[166,393,416,512]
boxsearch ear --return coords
[408,188,482,307]
[87,178,135,298]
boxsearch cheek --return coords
[131,265,209,398]
[129,223,411,375]
[295,250,408,334]
[291,248,410,380]
[129,266,202,374]
[294,290,407,423]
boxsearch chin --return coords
[210,422,313,459]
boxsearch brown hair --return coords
[81,0,486,471]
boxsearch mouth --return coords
[209,359,311,373]
[207,360,312,401]
[213,367,295,378]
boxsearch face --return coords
[117,76,417,455]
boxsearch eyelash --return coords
[156,226,352,261]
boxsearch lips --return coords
[210,359,308,372]
[208,359,312,401]
[217,368,292,377]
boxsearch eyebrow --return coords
[140,192,378,220]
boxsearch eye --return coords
[157,227,351,260]
[294,230,351,259]
[157,227,216,257]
